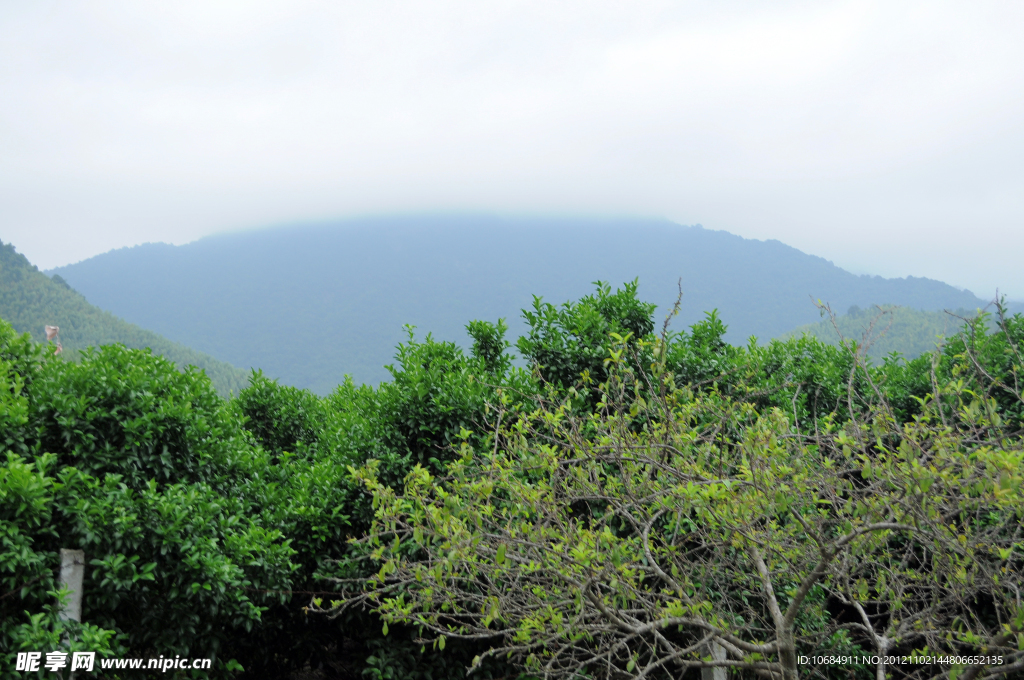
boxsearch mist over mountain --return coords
[50,215,993,393]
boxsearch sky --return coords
[2,1,1023,298]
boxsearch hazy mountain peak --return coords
[48,215,991,393]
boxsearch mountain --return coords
[49,215,994,393]
[0,240,249,395]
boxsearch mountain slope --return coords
[779,306,989,360]
[50,215,992,393]
[1,240,249,395]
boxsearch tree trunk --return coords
[875,638,889,680]
[778,631,798,680]
[700,641,727,680]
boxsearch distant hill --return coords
[778,305,994,360]
[50,215,996,393]
[1,241,249,396]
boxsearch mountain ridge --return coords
[48,215,996,393]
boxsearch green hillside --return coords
[0,240,248,395]
[778,304,992,359]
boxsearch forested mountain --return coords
[779,305,996,360]
[49,215,994,393]
[0,240,248,395]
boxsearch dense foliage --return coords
[335,327,1024,680]
[0,240,248,395]
[324,289,1024,680]
[0,324,293,678]
[2,281,1022,680]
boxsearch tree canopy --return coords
[2,281,1022,680]
[322,289,1024,680]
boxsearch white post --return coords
[59,550,85,679]
[701,641,727,680]
[58,549,85,624]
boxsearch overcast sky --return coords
[2,1,1023,298]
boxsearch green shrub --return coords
[28,344,245,490]
[0,319,294,676]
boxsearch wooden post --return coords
[701,641,727,680]
[58,549,84,623]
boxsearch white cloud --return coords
[1,0,1022,297]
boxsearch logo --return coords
[15,651,95,673]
